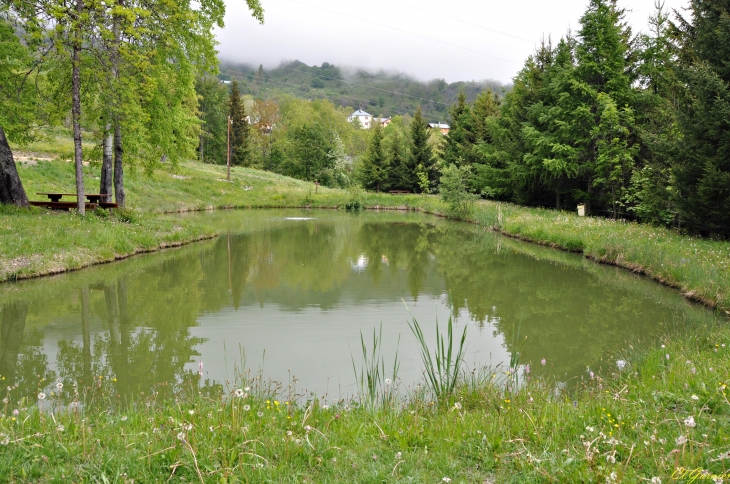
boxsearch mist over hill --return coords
[218,59,510,121]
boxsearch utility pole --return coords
[227,116,231,181]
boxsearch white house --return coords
[374,117,392,128]
[428,123,450,135]
[348,109,373,129]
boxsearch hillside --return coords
[218,60,509,121]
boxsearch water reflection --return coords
[0,210,717,404]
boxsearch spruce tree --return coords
[409,106,436,192]
[672,0,730,236]
[443,90,476,168]
[228,80,252,166]
[360,123,389,192]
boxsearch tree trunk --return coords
[100,124,113,202]
[199,132,204,163]
[71,1,86,215]
[113,123,125,207]
[0,127,29,207]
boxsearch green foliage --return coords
[358,123,389,192]
[351,324,399,407]
[228,80,253,166]
[439,163,479,218]
[409,107,436,193]
[195,76,229,164]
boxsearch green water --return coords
[0,209,715,401]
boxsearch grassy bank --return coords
[0,321,728,482]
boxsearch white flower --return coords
[234,389,245,398]
[606,471,617,483]
[243,405,251,411]
[257,411,264,417]
[586,426,595,432]
[616,360,627,370]
[152,428,160,434]
[453,402,462,410]
[650,478,662,484]
[676,435,687,446]
[684,416,696,428]
[442,478,451,483]
[385,378,392,386]
[286,430,293,436]
[56,382,63,390]
[244,387,250,392]
[304,425,313,432]
[321,404,330,410]
[57,425,65,432]
[0,437,8,445]
[395,452,402,460]
[182,423,192,431]
[177,432,186,441]
[665,354,670,360]
[37,392,46,400]
[606,454,615,463]
[121,416,128,421]
[691,395,699,401]
[69,401,78,408]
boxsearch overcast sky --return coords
[217,0,688,84]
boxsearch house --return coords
[348,109,373,129]
[428,123,450,135]
[374,117,392,128]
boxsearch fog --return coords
[216,0,689,83]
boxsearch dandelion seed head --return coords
[37,392,46,401]
[676,435,687,446]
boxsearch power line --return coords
[284,0,520,66]
[390,0,534,44]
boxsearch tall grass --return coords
[351,324,400,407]
[407,313,467,400]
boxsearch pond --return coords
[0,209,715,402]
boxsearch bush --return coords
[438,164,479,219]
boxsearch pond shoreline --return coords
[3,199,728,315]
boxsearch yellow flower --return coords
[274,401,280,406]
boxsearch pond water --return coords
[0,209,715,402]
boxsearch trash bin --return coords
[577,204,586,217]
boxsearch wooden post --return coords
[227,116,231,182]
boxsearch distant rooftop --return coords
[429,123,450,129]
[351,109,372,117]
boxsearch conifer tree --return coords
[359,123,389,192]
[409,106,436,192]
[443,90,477,168]
[228,80,252,166]
[672,0,730,236]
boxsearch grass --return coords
[0,321,728,482]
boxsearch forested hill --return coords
[218,60,508,121]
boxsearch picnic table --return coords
[30,193,118,211]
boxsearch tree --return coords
[228,80,252,166]
[359,123,389,192]
[443,90,477,168]
[409,106,436,192]
[383,117,410,189]
[196,76,229,164]
[671,0,730,236]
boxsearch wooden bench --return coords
[389,190,411,195]
[30,193,118,211]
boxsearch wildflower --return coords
[385,378,392,386]
[616,360,627,370]
[243,405,251,411]
[606,455,615,464]
[684,416,696,428]
[234,389,245,398]
[152,428,160,434]
[69,401,78,408]
[257,411,264,417]
[666,354,670,360]
[286,430,292,436]
[244,387,250,392]
[182,423,192,431]
[525,365,530,374]
[395,452,402,460]
[331,457,337,463]
[188,409,194,415]
[304,425,313,432]
[0,436,8,445]
[38,392,46,400]
[676,435,687,446]
[12,409,18,416]
[121,416,128,421]
[57,425,65,432]
[650,478,661,484]
[586,426,594,432]
[606,471,617,482]
[453,402,462,410]
[590,371,595,379]
[442,478,451,483]
[691,395,699,401]
[372,454,377,461]
[56,382,63,390]
[322,404,330,410]
[541,358,546,366]
[661,344,665,348]
[295,439,301,444]
[177,432,185,441]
